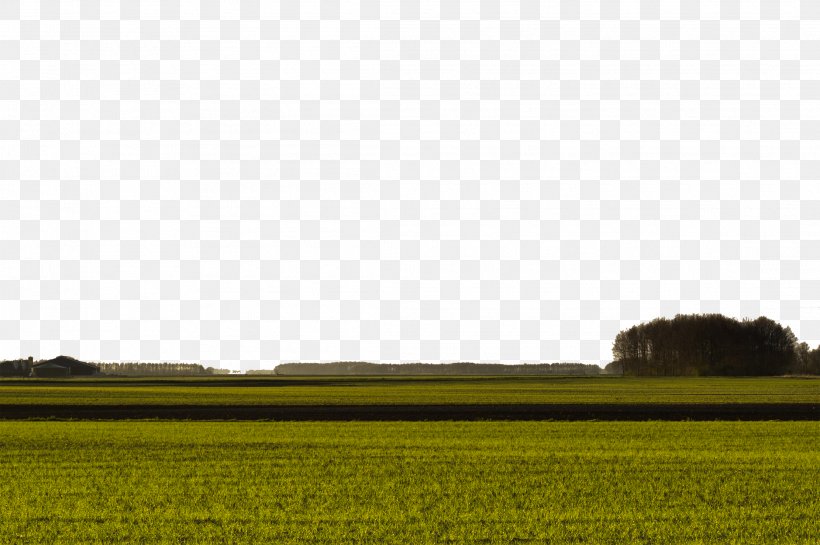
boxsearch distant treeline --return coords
[95,362,231,376]
[5,313,818,378]
[0,360,231,377]
[264,361,602,376]
[608,314,820,376]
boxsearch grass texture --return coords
[0,421,817,544]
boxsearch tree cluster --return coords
[609,314,819,376]
[0,359,32,377]
[794,342,820,375]
[95,362,227,376]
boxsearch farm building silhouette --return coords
[30,356,100,378]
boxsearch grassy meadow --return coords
[0,421,817,544]
[0,375,818,405]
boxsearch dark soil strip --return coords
[0,403,817,421]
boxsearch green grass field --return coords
[1,376,818,405]
[0,421,817,544]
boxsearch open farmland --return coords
[0,421,816,544]
[1,375,819,405]
[0,376,817,420]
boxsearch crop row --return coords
[0,376,818,405]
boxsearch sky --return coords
[0,1,819,370]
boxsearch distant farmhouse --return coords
[30,356,100,378]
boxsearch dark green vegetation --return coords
[611,314,820,376]
[0,421,816,544]
[0,376,818,406]
[269,361,601,375]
